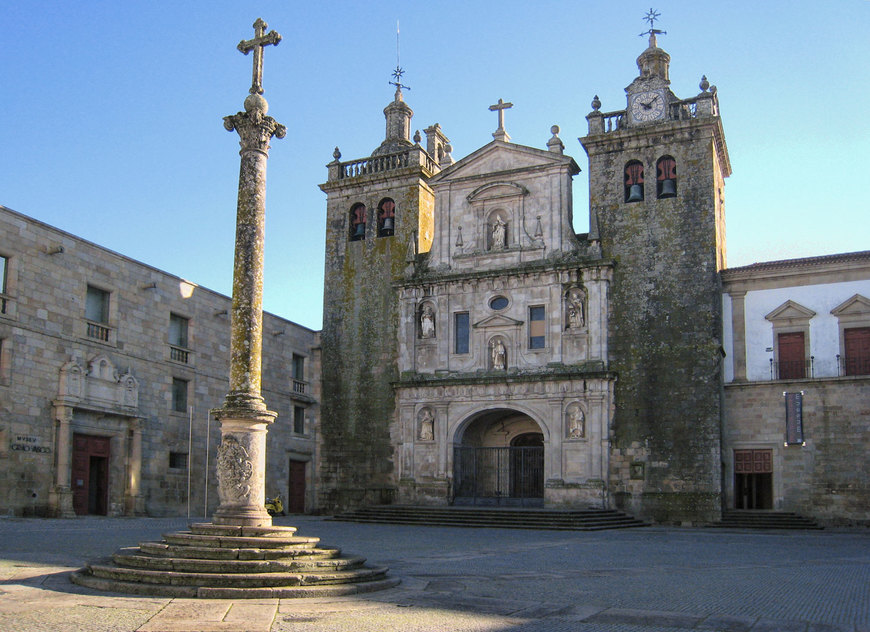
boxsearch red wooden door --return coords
[288,460,306,514]
[844,327,870,375]
[777,332,806,379]
[72,434,110,515]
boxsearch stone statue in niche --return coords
[566,404,585,439]
[491,217,507,250]
[420,304,436,339]
[418,408,435,441]
[491,338,507,370]
[566,288,586,329]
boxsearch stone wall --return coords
[0,206,316,517]
[724,378,870,525]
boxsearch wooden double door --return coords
[72,433,111,515]
[734,449,773,510]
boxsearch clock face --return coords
[630,90,665,123]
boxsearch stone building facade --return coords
[318,31,734,522]
[0,205,317,517]
[721,252,870,524]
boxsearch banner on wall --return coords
[783,391,805,446]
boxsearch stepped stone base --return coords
[70,522,399,598]
[330,505,648,531]
[710,510,823,530]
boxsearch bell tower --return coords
[580,13,731,524]
[318,71,446,511]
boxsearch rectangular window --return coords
[454,312,470,354]
[293,406,305,434]
[169,452,188,470]
[529,306,546,349]
[85,285,109,323]
[0,255,8,315]
[291,354,304,381]
[844,327,870,376]
[777,332,805,379]
[169,313,189,348]
[171,377,189,413]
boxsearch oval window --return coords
[489,296,509,310]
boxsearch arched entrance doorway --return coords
[452,409,545,506]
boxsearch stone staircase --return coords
[329,505,648,531]
[70,522,399,598]
[710,510,823,530]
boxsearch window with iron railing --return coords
[85,285,111,342]
[840,327,870,376]
[169,313,191,364]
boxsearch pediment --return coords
[473,314,524,329]
[831,294,870,317]
[765,300,816,323]
[431,141,578,184]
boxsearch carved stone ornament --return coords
[565,403,586,439]
[224,108,287,154]
[418,408,435,441]
[217,435,254,501]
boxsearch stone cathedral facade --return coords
[319,32,732,523]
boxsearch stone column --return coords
[125,419,144,515]
[50,404,76,518]
[212,91,284,527]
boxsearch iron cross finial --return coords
[389,21,410,97]
[640,8,667,38]
[237,18,282,95]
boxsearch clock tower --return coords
[580,17,731,524]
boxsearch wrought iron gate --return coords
[453,446,544,505]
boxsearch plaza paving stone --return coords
[0,515,867,631]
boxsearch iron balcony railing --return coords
[837,354,870,377]
[769,357,814,381]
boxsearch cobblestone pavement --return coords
[0,515,867,631]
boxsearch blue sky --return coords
[2,1,868,330]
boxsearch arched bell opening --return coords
[376,197,395,237]
[656,155,677,198]
[349,202,366,241]
[452,408,545,506]
[624,160,645,203]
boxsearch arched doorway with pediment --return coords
[452,408,545,507]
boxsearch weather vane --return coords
[389,20,410,94]
[640,8,666,38]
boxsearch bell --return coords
[383,217,394,231]
[353,223,366,238]
[660,178,677,198]
[627,184,643,202]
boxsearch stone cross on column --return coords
[237,17,282,95]
[489,98,513,142]
[212,19,286,528]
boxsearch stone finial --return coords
[547,125,564,154]
[413,129,422,144]
[591,95,601,111]
[455,225,464,248]
[333,147,341,161]
[534,215,544,239]
[699,75,710,92]
[443,144,454,165]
